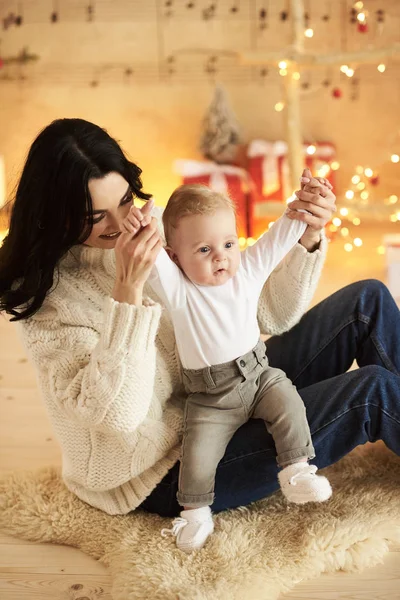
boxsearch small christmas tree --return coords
[199,84,241,164]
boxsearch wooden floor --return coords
[1,223,399,600]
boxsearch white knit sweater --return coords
[17,211,327,515]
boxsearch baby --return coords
[146,184,332,553]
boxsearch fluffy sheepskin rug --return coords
[0,442,399,600]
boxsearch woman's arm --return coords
[257,230,328,335]
[18,296,162,434]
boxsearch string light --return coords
[306,144,316,155]
[391,154,400,163]
[364,167,373,177]
[304,28,314,37]
[340,207,349,216]
[353,217,361,225]
[345,68,355,77]
[354,1,364,9]
[279,68,288,76]
[354,238,363,247]
[390,214,398,222]
[340,65,349,73]
[357,182,366,190]
[340,227,349,236]
[377,64,386,73]
[389,195,398,204]
[352,175,361,184]
[292,71,301,80]
[344,243,353,252]
[278,61,287,69]
[377,246,385,255]
[345,190,355,200]
[331,161,340,170]
[332,217,342,227]
[357,12,366,22]
[360,191,369,200]
[275,101,285,111]
[355,165,364,174]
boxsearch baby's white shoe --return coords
[161,506,214,553]
[278,462,332,504]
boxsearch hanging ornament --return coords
[259,6,269,30]
[358,22,368,33]
[370,175,380,186]
[350,7,357,23]
[332,87,342,98]
[280,11,288,21]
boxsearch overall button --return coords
[240,360,246,367]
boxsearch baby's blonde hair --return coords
[162,184,236,245]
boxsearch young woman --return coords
[0,118,399,520]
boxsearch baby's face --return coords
[168,208,240,286]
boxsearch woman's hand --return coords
[112,199,162,305]
[286,168,337,251]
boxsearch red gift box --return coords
[174,160,251,238]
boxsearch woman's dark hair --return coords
[0,118,151,321]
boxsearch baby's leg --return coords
[251,367,332,503]
[162,393,246,553]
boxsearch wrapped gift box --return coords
[174,159,251,238]
[383,234,400,302]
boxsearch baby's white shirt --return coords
[148,214,306,369]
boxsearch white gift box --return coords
[383,234,400,301]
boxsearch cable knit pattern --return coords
[15,209,327,515]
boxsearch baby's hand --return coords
[120,198,154,234]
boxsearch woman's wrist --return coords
[299,228,322,252]
[112,282,144,306]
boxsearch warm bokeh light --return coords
[304,28,314,38]
[357,182,366,190]
[306,145,316,155]
[278,61,287,69]
[364,167,373,177]
[352,175,361,184]
[360,191,369,200]
[377,64,386,73]
[331,161,340,170]
[332,217,342,227]
[391,154,400,163]
[340,207,349,216]
[354,238,363,247]
[356,165,364,174]
[352,217,361,225]
[377,245,386,255]
[275,101,285,112]
[357,12,366,23]
[292,71,301,80]
[344,243,353,252]
[340,227,349,236]
[279,68,288,76]
[345,190,354,200]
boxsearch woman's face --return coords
[84,172,133,249]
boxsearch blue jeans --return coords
[140,280,400,518]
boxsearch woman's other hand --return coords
[113,199,162,305]
[286,168,337,251]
